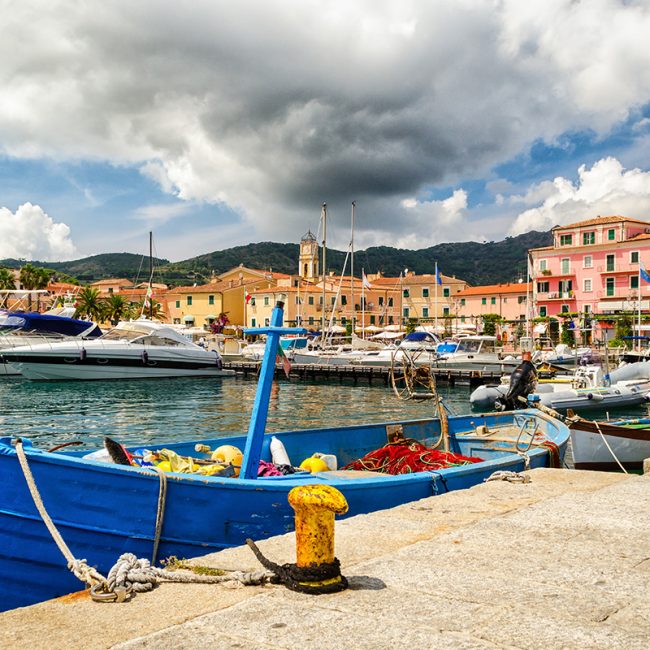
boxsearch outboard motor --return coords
[495,358,537,411]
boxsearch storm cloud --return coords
[1,0,650,252]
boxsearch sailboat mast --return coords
[350,201,355,335]
[149,231,153,320]
[321,203,327,338]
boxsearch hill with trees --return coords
[0,230,552,287]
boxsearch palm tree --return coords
[19,264,53,311]
[0,267,16,308]
[103,294,130,325]
[133,298,163,321]
[74,287,104,322]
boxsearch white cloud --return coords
[0,203,76,261]
[509,157,650,234]
[133,202,194,225]
[0,1,649,246]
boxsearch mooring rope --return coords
[485,470,531,483]
[593,420,628,474]
[13,439,275,603]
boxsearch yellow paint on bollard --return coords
[288,484,348,567]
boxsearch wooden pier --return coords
[223,361,502,387]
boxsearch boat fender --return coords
[213,350,223,369]
[142,350,149,364]
[270,436,291,466]
[79,348,87,361]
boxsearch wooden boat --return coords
[568,417,650,472]
[0,302,569,611]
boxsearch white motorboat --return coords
[568,417,650,472]
[0,320,235,381]
[433,335,520,372]
[531,380,650,412]
[0,309,102,376]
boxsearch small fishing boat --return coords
[532,380,650,412]
[0,302,569,610]
[568,417,650,472]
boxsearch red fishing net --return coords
[342,439,483,475]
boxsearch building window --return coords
[481,297,487,305]
[631,251,639,264]
[308,296,314,305]
[606,277,615,297]
[460,298,466,306]
[582,231,595,245]
[490,297,496,305]
[608,228,616,241]
[250,297,256,306]
[187,296,193,306]
[539,259,547,272]
[561,258,570,274]
[443,287,450,297]
[208,295,214,305]
[403,308,409,318]
[560,304,570,313]
[264,318,270,326]
[264,296,270,306]
[319,296,323,305]
[403,289,409,298]
[537,281,549,293]
[461,315,466,323]
[559,279,573,294]
[370,315,376,325]
[422,287,429,298]
[518,296,526,304]
[606,254,615,272]
[539,306,547,317]
[560,234,572,246]
[378,296,384,306]
[251,318,256,327]
[443,307,450,316]
[295,296,300,304]
[583,255,593,268]
[341,295,347,305]
[108,287,114,294]
[308,316,314,325]
[175,300,180,309]
[341,317,347,325]
[583,278,592,292]
[331,296,336,305]
[422,307,429,318]
[388,297,393,307]
[631,275,639,289]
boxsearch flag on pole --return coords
[435,263,442,286]
[276,344,292,379]
[144,285,153,308]
[640,264,650,284]
[245,290,252,304]
[362,270,372,289]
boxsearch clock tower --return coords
[299,230,319,280]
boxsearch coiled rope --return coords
[485,470,531,483]
[13,439,275,603]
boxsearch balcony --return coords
[538,268,574,277]
[537,291,575,301]
[596,265,636,274]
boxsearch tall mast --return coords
[350,201,355,335]
[149,231,153,320]
[321,203,327,338]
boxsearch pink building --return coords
[529,215,650,319]
[456,283,532,325]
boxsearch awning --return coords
[183,315,195,322]
[204,314,217,320]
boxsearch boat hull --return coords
[569,419,650,471]
[0,410,568,611]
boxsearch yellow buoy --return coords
[299,457,329,473]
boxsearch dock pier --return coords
[223,361,501,387]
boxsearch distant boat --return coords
[0,320,233,381]
[433,335,520,372]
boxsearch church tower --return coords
[299,230,319,280]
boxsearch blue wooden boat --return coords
[0,302,569,611]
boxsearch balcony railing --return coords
[537,291,575,301]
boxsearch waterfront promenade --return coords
[1,467,648,649]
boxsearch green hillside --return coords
[0,230,552,286]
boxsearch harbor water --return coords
[2,375,649,453]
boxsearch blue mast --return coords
[240,301,307,479]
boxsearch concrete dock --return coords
[1,468,648,649]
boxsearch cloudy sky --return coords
[1,0,650,262]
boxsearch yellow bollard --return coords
[288,484,348,586]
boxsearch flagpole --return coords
[321,203,327,343]
[435,261,439,333]
[350,201,355,337]
[639,263,642,353]
[361,267,365,338]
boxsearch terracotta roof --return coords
[626,233,650,241]
[370,274,460,286]
[552,215,650,230]
[456,283,532,297]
